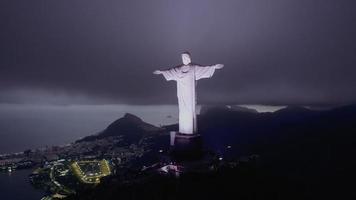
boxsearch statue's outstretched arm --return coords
[153,66,177,75]
[198,64,224,69]
[214,64,224,69]
[153,70,163,75]
[195,64,224,80]
[153,67,178,81]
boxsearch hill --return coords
[70,104,356,199]
[77,113,164,143]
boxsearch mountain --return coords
[77,113,164,143]
[200,105,258,115]
[198,104,356,150]
[70,104,356,200]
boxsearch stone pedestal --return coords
[170,132,203,160]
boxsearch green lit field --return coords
[71,160,111,184]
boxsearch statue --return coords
[154,52,224,135]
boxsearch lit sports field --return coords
[71,160,111,184]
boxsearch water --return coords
[0,103,285,199]
[0,169,45,200]
[0,104,179,199]
[0,104,178,154]
[0,104,285,154]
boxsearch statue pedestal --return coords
[170,132,203,160]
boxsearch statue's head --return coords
[181,52,191,65]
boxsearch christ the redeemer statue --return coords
[154,52,224,135]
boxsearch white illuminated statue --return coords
[154,52,224,134]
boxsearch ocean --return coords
[0,103,284,154]
[0,104,178,154]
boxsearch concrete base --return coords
[170,132,203,160]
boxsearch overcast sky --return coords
[1,0,356,106]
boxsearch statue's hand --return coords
[215,64,224,69]
[153,70,162,75]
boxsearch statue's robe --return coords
[161,64,217,134]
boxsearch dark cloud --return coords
[1,0,356,105]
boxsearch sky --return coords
[1,0,356,106]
